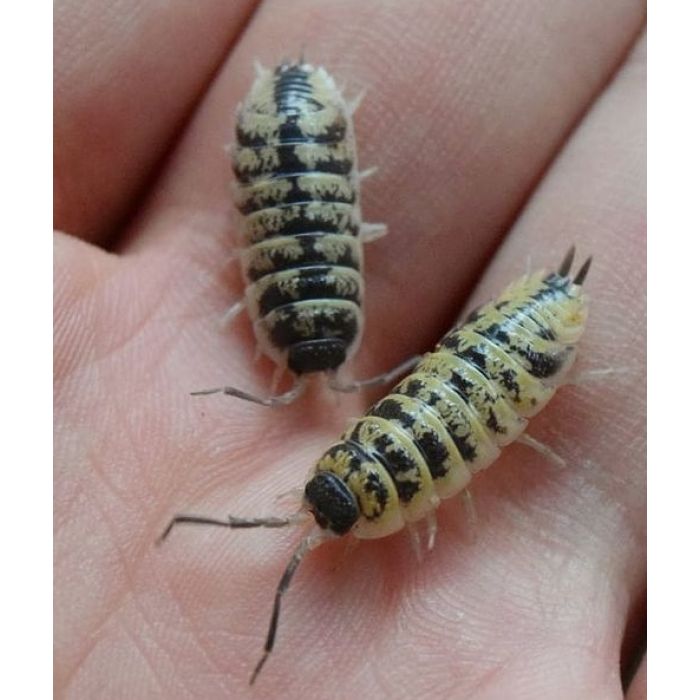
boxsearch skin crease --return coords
[54,2,646,698]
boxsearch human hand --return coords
[55,2,646,697]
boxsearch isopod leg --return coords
[517,433,568,469]
[359,222,388,242]
[565,366,635,387]
[358,166,378,181]
[425,510,438,552]
[347,89,366,115]
[407,509,439,561]
[219,299,245,329]
[459,488,478,543]
[407,523,424,562]
[329,355,421,393]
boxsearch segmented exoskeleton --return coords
[161,249,592,683]
[195,61,397,406]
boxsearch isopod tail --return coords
[573,256,593,285]
[558,246,576,276]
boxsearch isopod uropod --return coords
[161,248,592,683]
[195,60,409,407]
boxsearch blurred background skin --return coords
[54,1,646,698]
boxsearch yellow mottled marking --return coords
[238,178,293,210]
[298,174,354,201]
[313,234,361,264]
[295,142,353,169]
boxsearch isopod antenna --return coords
[156,511,309,544]
[157,510,329,684]
[249,529,327,685]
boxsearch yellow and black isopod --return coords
[195,60,410,407]
[161,248,592,683]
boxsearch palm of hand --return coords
[54,2,646,698]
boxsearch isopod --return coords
[160,248,592,683]
[195,60,414,406]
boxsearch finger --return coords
[122,0,645,387]
[54,0,260,243]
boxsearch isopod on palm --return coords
[194,60,416,407]
[161,248,592,683]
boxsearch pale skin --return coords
[54,1,646,698]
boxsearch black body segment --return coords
[287,339,348,374]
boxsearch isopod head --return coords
[304,471,359,535]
